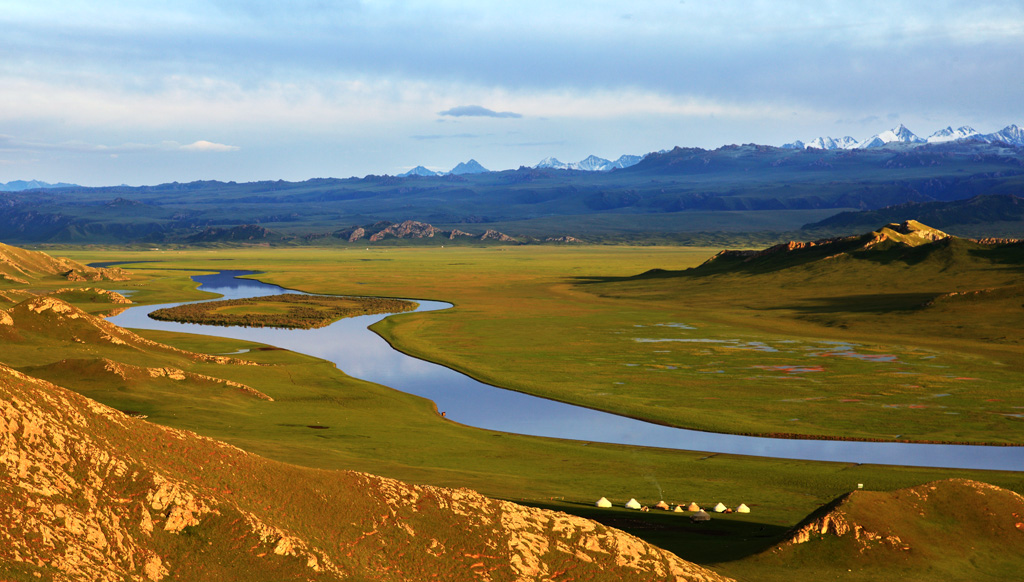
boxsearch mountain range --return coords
[0,179,79,191]
[534,154,646,171]
[398,159,490,177]
[783,123,1024,151]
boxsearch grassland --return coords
[149,294,416,328]
[58,240,1024,445]
[14,243,1018,575]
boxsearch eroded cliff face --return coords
[0,364,733,582]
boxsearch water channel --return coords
[106,270,1024,472]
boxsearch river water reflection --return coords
[106,270,1024,472]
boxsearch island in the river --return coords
[149,294,418,329]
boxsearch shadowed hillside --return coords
[722,479,1024,581]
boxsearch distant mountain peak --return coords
[0,179,79,192]
[785,122,1024,150]
[859,124,925,148]
[532,153,644,172]
[449,159,489,175]
[398,165,440,177]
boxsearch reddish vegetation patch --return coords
[753,365,826,374]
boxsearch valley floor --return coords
[7,244,1021,578]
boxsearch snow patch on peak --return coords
[857,124,924,148]
[534,153,645,172]
[927,126,980,143]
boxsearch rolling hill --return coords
[0,242,129,285]
[0,362,731,582]
[802,194,1024,238]
[727,479,1024,581]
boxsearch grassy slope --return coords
[719,479,1024,582]
[36,246,1023,568]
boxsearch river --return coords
[106,270,1024,472]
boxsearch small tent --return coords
[625,498,642,510]
[690,510,711,522]
[686,502,700,512]
[713,502,727,513]
[596,497,612,508]
[736,503,750,513]
[673,505,685,513]
[654,500,670,511]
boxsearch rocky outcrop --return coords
[368,220,443,241]
[50,288,133,304]
[332,221,519,244]
[34,358,274,401]
[480,229,517,242]
[783,479,1024,555]
[0,363,734,581]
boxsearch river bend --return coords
[106,270,1024,472]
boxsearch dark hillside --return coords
[723,479,1024,582]
[803,194,1024,237]
[2,142,1023,243]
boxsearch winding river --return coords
[107,270,1024,472]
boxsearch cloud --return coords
[438,105,522,119]
[180,140,240,152]
[0,134,238,154]
[411,133,482,140]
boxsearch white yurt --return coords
[673,505,685,513]
[625,498,642,510]
[713,502,727,513]
[596,497,612,508]
[736,503,750,513]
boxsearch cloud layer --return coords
[1,0,1022,184]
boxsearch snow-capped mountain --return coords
[927,126,980,143]
[978,124,1024,146]
[398,165,441,177]
[806,136,860,150]
[449,159,489,175]
[857,124,925,149]
[784,123,1024,152]
[534,154,644,172]
[535,157,569,170]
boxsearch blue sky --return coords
[2,0,1022,186]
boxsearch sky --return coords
[1,0,1022,186]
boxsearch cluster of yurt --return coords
[595,497,751,515]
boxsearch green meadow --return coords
[59,242,1024,445]
[12,243,1017,574]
